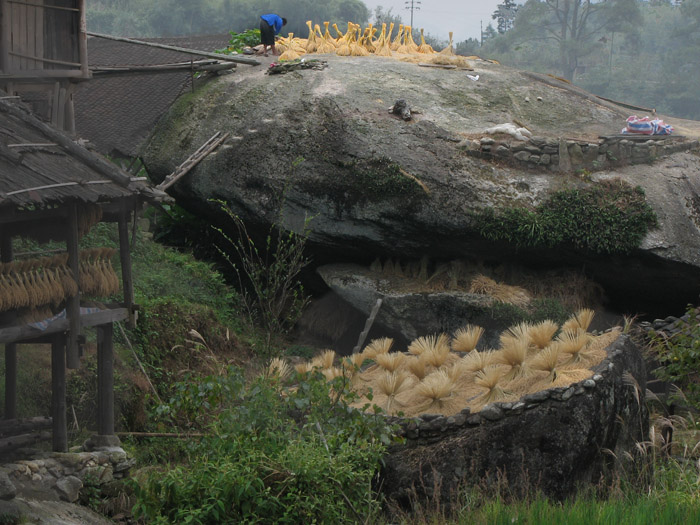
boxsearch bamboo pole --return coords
[86,32,261,66]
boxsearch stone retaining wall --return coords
[465,135,700,172]
[380,334,648,506]
[0,446,135,504]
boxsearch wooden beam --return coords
[0,416,52,436]
[7,1,79,13]
[78,0,89,79]
[65,203,80,369]
[118,203,135,328]
[0,308,129,344]
[0,70,86,79]
[0,431,51,452]
[86,32,261,66]
[96,323,114,436]
[7,51,81,68]
[0,0,11,73]
[51,334,67,452]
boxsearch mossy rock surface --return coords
[143,56,700,308]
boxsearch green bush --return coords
[132,369,395,523]
[471,180,657,254]
[649,305,700,407]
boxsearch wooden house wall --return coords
[0,0,87,77]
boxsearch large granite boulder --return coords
[380,334,648,505]
[142,55,700,310]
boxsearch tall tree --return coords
[492,0,519,34]
[511,0,641,81]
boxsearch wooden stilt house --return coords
[0,0,90,132]
[0,94,162,452]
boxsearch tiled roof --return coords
[74,34,231,158]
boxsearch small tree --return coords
[214,160,311,359]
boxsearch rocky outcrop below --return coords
[379,334,647,505]
[319,263,511,346]
[0,447,133,504]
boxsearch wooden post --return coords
[0,0,11,73]
[1,232,17,420]
[51,334,67,452]
[118,203,135,328]
[78,0,89,78]
[96,323,114,436]
[66,202,80,369]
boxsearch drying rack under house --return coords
[0,93,164,453]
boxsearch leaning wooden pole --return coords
[65,203,81,369]
[97,323,115,437]
[352,298,383,354]
[86,32,261,66]
[51,334,67,452]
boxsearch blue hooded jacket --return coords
[261,14,284,35]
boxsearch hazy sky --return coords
[363,0,506,43]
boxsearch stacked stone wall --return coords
[466,135,700,172]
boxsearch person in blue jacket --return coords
[259,13,287,56]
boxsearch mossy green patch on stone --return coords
[298,157,428,210]
[470,179,658,254]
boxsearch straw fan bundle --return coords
[0,248,120,314]
[271,309,620,418]
[272,20,471,69]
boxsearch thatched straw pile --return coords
[275,309,619,418]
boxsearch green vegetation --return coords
[132,369,395,524]
[649,305,700,407]
[217,29,261,54]
[471,180,657,254]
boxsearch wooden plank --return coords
[8,51,81,68]
[25,4,35,69]
[64,81,75,133]
[65,202,80,368]
[86,32,261,66]
[11,0,22,70]
[56,83,66,130]
[34,0,43,70]
[49,80,59,126]
[78,0,88,78]
[117,203,135,327]
[0,1,11,72]
[8,0,79,12]
[0,416,52,436]
[0,69,86,78]
[51,334,67,452]
[0,308,128,344]
[96,323,114,436]
[0,430,51,452]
